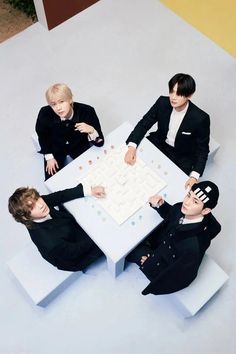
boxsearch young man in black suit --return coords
[124,74,210,189]
[126,181,221,295]
[8,184,105,271]
[36,83,104,180]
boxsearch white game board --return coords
[80,145,167,224]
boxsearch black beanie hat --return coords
[191,181,219,209]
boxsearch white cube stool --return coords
[168,254,228,317]
[7,243,81,306]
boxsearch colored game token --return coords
[104,149,107,154]
[97,156,100,159]
[79,166,83,170]
[111,145,115,149]
[88,160,92,165]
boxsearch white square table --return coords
[45,122,187,277]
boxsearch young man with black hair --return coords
[126,181,221,295]
[124,73,210,189]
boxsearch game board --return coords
[80,145,167,224]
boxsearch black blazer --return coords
[27,184,102,271]
[141,202,221,295]
[36,102,104,157]
[126,96,210,175]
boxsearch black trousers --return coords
[44,144,91,180]
[147,135,193,175]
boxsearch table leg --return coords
[106,256,125,277]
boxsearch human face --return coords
[181,191,205,219]
[49,96,73,118]
[169,83,190,112]
[29,197,50,220]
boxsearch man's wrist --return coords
[127,142,137,149]
[45,153,54,161]
[190,171,200,181]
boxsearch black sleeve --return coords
[81,105,104,147]
[49,237,95,262]
[90,107,104,147]
[35,106,53,154]
[42,184,84,207]
[150,201,172,219]
[192,113,210,175]
[126,97,162,146]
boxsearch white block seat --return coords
[7,243,81,306]
[168,254,228,317]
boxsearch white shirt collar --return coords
[182,215,204,225]
[173,101,189,115]
[60,109,74,121]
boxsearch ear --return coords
[201,207,211,216]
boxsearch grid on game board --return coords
[80,145,167,224]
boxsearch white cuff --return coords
[88,128,99,141]
[190,171,200,180]
[127,142,137,149]
[82,183,92,197]
[45,153,54,161]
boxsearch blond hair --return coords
[45,83,73,104]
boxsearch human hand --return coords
[46,158,59,176]
[124,146,136,165]
[148,195,164,208]
[91,186,106,198]
[74,122,94,134]
[140,254,150,265]
[185,177,197,190]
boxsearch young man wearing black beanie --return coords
[126,181,221,295]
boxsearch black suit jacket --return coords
[141,202,221,295]
[36,102,104,157]
[126,96,210,175]
[27,184,102,271]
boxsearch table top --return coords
[45,122,187,263]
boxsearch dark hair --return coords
[168,73,196,97]
[8,187,40,228]
[192,181,219,209]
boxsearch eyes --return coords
[186,192,201,205]
[169,90,183,98]
[50,99,65,107]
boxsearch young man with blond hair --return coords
[36,83,104,180]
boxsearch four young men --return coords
[9,74,221,296]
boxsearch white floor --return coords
[0,0,236,353]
